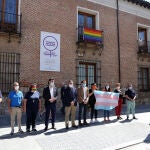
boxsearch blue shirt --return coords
[8,90,23,107]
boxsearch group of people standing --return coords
[2,78,137,135]
[61,80,137,129]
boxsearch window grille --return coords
[0,52,20,94]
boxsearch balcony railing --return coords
[76,26,104,56]
[138,40,150,54]
[0,11,22,41]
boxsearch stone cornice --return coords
[87,0,150,20]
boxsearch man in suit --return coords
[43,78,58,131]
[77,80,89,126]
[64,80,78,129]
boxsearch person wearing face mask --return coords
[7,82,24,136]
[88,83,98,123]
[103,84,111,122]
[64,80,78,129]
[43,78,58,131]
[114,83,123,120]
[24,84,41,132]
[125,83,137,120]
[60,80,68,115]
[0,90,2,103]
[77,80,89,126]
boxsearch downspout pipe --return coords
[116,0,121,83]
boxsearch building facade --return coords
[0,0,150,112]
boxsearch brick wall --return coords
[0,0,150,115]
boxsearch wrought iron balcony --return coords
[138,40,150,54]
[76,26,104,56]
[0,11,22,41]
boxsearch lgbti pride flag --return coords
[83,28,103,42]
[94,90,119,110]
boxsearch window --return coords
[0,52,20,94]
[138,68,149,91]
[76,60,101,88]
[0,0,18,24]
[78,12,95,29]
[138,27,148,53]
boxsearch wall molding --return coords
[87,0,150,20]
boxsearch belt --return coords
[13,106,21,108]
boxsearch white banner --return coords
[40,31,60,72]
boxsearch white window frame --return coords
[77,6,100,30]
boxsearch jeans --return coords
[78,103,87,123]
[126,100,135,117]
[104,110,110,118]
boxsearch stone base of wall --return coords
[137,92,150,104]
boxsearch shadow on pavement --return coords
[119,119,133,123]
[44,119,120,136]
[143,133,150,143]
[0,129,44,140]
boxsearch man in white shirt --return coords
[43,78,58,131]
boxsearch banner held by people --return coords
[94,90,119,110]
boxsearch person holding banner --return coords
[114,83,123,120]
[125,83,137,120]
[77,80,89,126]
[88,83,98,123]
[103,84,111,122]
[0,90,2,103]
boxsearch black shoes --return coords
[126,116,137,120]
[10,131,14,136]
[83,122,89,126]
[78,122,83,126]
[44,127,48,131]
[26,129,30,133]
[66,125,69,129]
[51,126,56,130]
[79,121,89,126]
[133,116,137,120]
[19,129,24,134]
[32,129,37,132]
[117,116,123,120]
[72,125,78,128]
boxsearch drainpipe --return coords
[116,0,121,83]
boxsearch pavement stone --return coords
[0,104,150,150]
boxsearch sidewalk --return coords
[0,104,150,150]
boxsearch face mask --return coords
[129,86,132,90]
[32,89,36,92]
[106,85,109,89]
[116,86,120,90]
[69,84,73,88]
[14,86,19,91]
[82,83,86,87]
[49,82,54,87]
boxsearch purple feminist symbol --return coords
[43,36,58,57]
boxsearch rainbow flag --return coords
[83,28,102,42]
[94,90,119,110]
